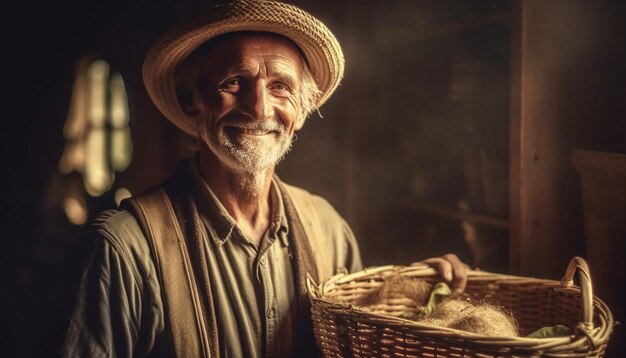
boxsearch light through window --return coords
[58,57,133,224]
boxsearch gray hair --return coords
[297,64,321,119]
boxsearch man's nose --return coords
[240,80,273,121]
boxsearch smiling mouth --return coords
[225,126,279,136]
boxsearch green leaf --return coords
[422,282,452,315]
[526,325,571,338]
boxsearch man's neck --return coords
[197,149,274,245]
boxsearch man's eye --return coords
[221,78,241,91]
[269,82,292,94]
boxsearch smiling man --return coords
[181,32,312,219]
[40,1,468,357]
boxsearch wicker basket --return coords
[307,256,614,357]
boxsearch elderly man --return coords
[40,1,468,357]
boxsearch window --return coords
[58,57,132,224]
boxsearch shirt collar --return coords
[188,153,289,247]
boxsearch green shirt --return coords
[39,157,363,357]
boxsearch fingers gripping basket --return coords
[306,256,614,357]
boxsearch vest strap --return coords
[123,187,212,358]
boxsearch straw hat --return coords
[142,0,345,136]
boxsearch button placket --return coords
[258,253,276,357]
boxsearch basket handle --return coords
[560,256,593,329]
[306,272,321,298]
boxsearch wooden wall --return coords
[510,1,625,355]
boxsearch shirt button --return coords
[260,257,267,265]
[266,307,274,318]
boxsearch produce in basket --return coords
[354,274,520,337]
[354,275,432,312]
[429,299,519,337]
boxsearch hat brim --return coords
[142,0,344,136]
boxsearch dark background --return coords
[2,1,625,357]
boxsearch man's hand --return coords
[411,253,469,294]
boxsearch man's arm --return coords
[37,210,164,357]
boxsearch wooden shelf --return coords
[401,201,509,230]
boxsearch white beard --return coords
[199,116,294,174]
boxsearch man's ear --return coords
[294,112,307,131]
[177,88,200,118]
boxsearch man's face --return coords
[192,33,305,173]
